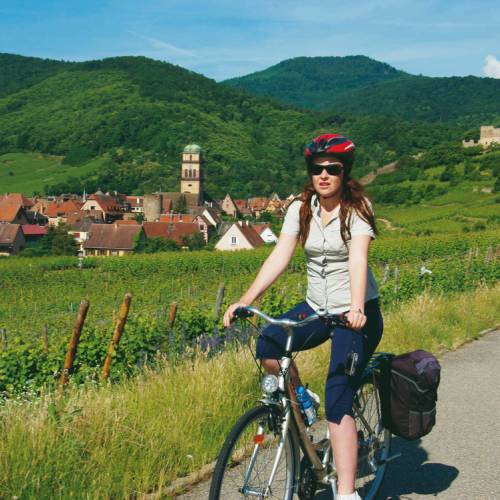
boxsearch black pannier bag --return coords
[379,350,441,440]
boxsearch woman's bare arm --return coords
[223,232,298,326]
[347,234,372,330]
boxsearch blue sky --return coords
[1,0,499,81]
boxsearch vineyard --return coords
[0,229,498,395]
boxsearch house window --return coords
[111,250,118,256]
[231,236,237,245]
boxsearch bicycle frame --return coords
[234,305,390,497]
[259,319,332,491]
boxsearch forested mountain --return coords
[0,54,490,197]
[224,56,407,110]
[0,53,71,98]
[223,56,500,122]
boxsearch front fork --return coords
[240,398,293,498]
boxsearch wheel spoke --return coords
[353,377,391,499]
[209,406,295,499]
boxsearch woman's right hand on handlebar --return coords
[223,302,250,328]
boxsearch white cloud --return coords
[483,55,500,78]
[128,31,195,59]
[143,36,194,57]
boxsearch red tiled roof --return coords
[0,223,22,245]
[159,213,195,223]
[21,225,47,236]
[143,222,200,245]
[248,197,269,210]
[83,223,142,250]
[86,194,123,213]
[234,199,248,209]
[115,220,139,225]
[0,204,23,223]
[125,196,144,208]
[0,193,34,208]
[252,223,272,235]
[239,207,252,216]
[236,223,264,248]
[46,200,83,218]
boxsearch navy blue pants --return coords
[256,298,383,424]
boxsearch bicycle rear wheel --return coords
[209,405,296,499]
[353,375,391,499]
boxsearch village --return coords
[0,144,296,256]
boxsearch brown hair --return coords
[297,171,378,247]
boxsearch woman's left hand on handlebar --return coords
[345,308,367,331]
[223,302,249,328]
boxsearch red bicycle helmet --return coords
[304,133,355,169]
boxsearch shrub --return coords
[62,146,94,166]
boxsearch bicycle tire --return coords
[353,375,392,499]
[209,405,296,500]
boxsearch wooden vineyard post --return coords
[60,300,89,389]
[485,246,493,262]
[382,263,390,285]
[394,266,399,297]
[42,325,49,353]
[101,293,132,382]
[214,283,225,316]
[0,328,7,350]
[168,302,178,328]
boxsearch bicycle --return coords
[209,305,398,499]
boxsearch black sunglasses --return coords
[308,162,344,176]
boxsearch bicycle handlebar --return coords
[234,305,348,329]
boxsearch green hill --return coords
[0,53,70,98]
[0,53,491,198]
[224,55,407,110]
[329,75,500,122]
[223,56,500,122]
[0,152,108,195]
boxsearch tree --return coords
[23,224,78,256]
[175,195,188,214]
[181,232,205,250]
[135,237,179,253]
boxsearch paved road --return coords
[178,330,500,499]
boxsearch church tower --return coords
[180,144,203,204]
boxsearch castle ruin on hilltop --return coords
[463,126,500,148]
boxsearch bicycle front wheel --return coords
[209,405,296,500]
[353,376,391,499]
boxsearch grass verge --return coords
[0,284,499,499]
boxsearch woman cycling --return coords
[223,133,383,500]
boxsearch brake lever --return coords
[234,306,254,320]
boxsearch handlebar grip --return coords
[234,307,254,320]
[336,314,349,327]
